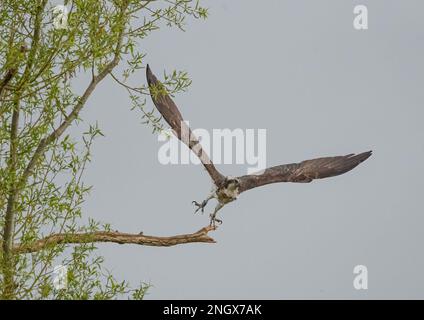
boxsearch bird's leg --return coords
[209,202,224,227]
[192,193,215,214]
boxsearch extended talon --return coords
[209,213,223,227]
[208,202,224,226]
[192,200,208,214]
[192,194,215,214]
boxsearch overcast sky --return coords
[73,0,424,299]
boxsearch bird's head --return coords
[216,177,240,204]
[222,177,240,192]
[220,176,240,198]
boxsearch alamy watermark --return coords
[353,264,368,290]
[158,121,267,175]
[53,264,68,290]
[52,5,69,30]
[353,5,368,30]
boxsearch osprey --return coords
[146,64,372,225]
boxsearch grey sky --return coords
[74,0,424,299]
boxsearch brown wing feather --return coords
[238,151,372,193]
[146,64,224,185]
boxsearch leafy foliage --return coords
[0,0,207,299]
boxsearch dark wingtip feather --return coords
[340,150,372,174]
[322,151,372,178]
[355,150,372,163]
[146,63,156,86]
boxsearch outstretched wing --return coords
[146,64,225,186]
[238,151,372,193]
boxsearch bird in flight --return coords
[146,64,372,226]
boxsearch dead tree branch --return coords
[11,226,217,254]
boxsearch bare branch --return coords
[12,226,217,254]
